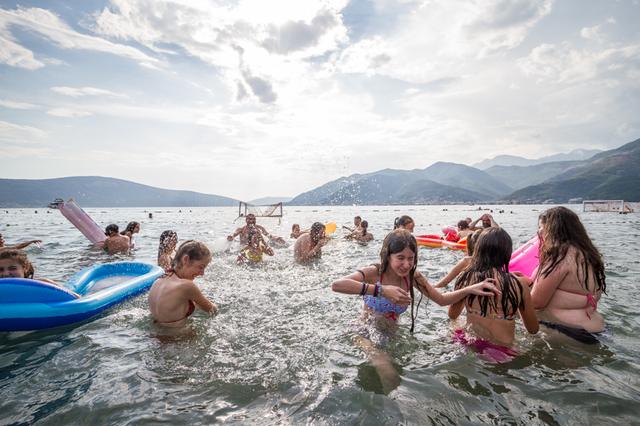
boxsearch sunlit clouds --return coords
[1,0,639,200]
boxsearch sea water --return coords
[1,205,639,424]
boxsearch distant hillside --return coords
[474,149,601,170]
[505,138,640,202]
[0,176,237,208]
[289,163,509,205]
[484,160,583,190]
[247,196,292,205]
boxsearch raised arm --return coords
[435,257,469,288]
[415,272,500,306]
[227,227,244,241]
[6,239,42,250]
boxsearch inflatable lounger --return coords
[0,262,163,332]
[416,234,467,251]
[509,235,540,279]
[50,198,106,244]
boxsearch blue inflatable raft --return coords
[0,262,164,332]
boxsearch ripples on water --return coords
[1,205,639,424]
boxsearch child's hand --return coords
[381,286,411,306]
[468,278,501,297]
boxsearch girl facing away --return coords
[393,215,414,233]
[331,229,499,391]
[157,230,178,271]
[435,229,483,289]
[527,207,606,343]
[448,228,538,359]
[237,229,274,265]
[148,240,217,328]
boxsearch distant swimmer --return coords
[527,207,606,344]
[456,219,474,240]
[103,224,130,254]
[346,220,373,243]
[0,233,42,251]
[149,240,217,327]
[227,213,285,245]
[290,224,303,239]
[393,215,415,233]
[237,229,274,264]
[121,221,140,248]
[469,214,499,230]
[294,222,328,264]
[343,215,363,234]
[157,230,178,271]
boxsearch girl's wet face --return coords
[183,257,210,279]
[404,222,415,233]
[389,247,415,277]
[0,258,25,278]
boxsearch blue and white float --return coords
[0,262,164,332]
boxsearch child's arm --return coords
[518,278,539,333]
[186,281,217,314]
[435,257,468,288]
[415,273,500,306]
[7,239,42,250]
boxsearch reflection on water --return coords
[1,205,639,424]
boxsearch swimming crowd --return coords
[0,206,606,384]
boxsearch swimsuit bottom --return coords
[539,321,601,345]
[453,329,518,364]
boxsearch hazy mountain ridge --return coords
[474,149,601,170]
[0,176,237,208]
[288,163,510,205]
[505,138,640,202]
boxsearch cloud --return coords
[50,86,129,98]
[0,120,46,141]
[0,6,159,69]
[0,99,38,109]
[0,32,45,69]
[261,10,341,54]
[47,108,93,118]
[518,42,640,84]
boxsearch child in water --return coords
[331,229,499,391]
[0,249,68,290]
[148,240,217,327]
[528,206,606,343]
[121,221,140,248]
[237,229,274,264]
[435,229,483,288]
[448,228,538,361]
[393,215,414,233]
[103,224,130,254]
[157,230,178,271]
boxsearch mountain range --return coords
[289,138,640,205]
[1,139,638,207]
[472,149,601,169]
[0,176,237,208]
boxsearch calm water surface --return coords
[1,205,639,425]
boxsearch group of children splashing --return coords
[0,206,606,387]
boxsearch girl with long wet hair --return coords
[331,229,499,391]
[448,228,538,360]
[157,230,178,271]
[528,206,606,343]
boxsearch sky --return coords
[1,0,639,201]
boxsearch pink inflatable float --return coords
[50,198,106,244]
[509,235,539,279]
